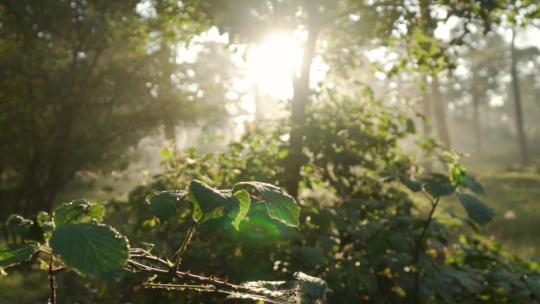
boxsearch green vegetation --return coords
[1,0,540,303]
[482,172,540,259]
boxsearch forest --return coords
[0,0,540,303]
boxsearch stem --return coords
[173,221,197,270]
[413,196,440,302]
[128,256,244,292]
[128,252,290,303]
[48,255,56,304]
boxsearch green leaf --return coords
[463,175,484,194]
[457,193,495,225]
[450,163,467,186]
[50,223,129,279]
[53,199,105,226]
[0,244,37,269]
[6,214,33,235]
[146,191,185,222]
[422,174,455,198]
[187,180,233,223]
[160,147,172,159]
[229,190,251,230]
[6,215,44,241]
[233,181,300,228]
[400,176,422,192]
[36,211,50,224]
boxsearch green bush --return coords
[2,91,539,303]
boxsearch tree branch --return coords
[48,255,56,304]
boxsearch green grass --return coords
[410,170,540,261]
[480,171,540,260]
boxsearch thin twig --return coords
[128,254,245,293]
[173,221,197,270]
[144,282,216,291]
[413,195,440,302]
[48,255,56,304]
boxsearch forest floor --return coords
[480,171,540,260]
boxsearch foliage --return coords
[1,182,324,303]
[1,1,540,303]
[108,90,539,303]
[0,0,217,217]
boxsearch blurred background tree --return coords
[0,0,212,218]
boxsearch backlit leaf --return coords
[50,223,129,279]
[53,200,105,226]
[147,191,185,222]
[0,244,37,269]
[233,181,300,228]
[229,190,251,230]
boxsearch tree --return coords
[510,27,529,165]
[0,0,205,217]
[196,0,448,197]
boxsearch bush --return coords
[2,91,539,303]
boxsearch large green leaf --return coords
[0,244,37,269]
[187,180,233,222]
[233,181,300,228]
[146,191,185,222]
[53,199,105,226]
[229,190,251,230]
[457,193,494,225]
[50,223,129,279]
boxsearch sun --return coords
[247,32,304,100]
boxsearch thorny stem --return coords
[413,195,440,302]
[173,221,197,270]
[48,255,56,304]
[128,250,293,304]
[128,253,248,293]
[126,255,286,304]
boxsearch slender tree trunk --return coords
[160,45,177,151]
[421,76,432,137]
[421,76,433,171]
[471,69,483,155]
[472,101,482,154]
[431,75,451,147]
[284,25,319,198]
[510,28,529,166]
[419,0,450,148]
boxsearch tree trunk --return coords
[471,69,482,155]
[284,25,319,199]
[431,75,451,147]
[421,76,433,171]
[160,45,178,151]
[418,0,450,148]
[421,76,432,137]
[510,28,529,166]
[472,101,482,155]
